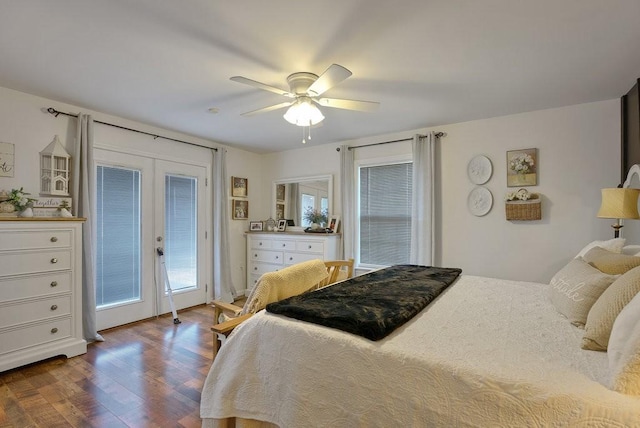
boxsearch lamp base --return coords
[611,223,623,239]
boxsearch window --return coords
[357,160,412,267]
[96,165,142,307]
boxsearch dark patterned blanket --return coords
[266,265,462,341]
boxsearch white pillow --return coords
[575,238,625,258]
[609,316,640,395]
[609,291,640,372]
[622,245,640,257]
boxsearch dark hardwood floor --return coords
[0,305,215,428]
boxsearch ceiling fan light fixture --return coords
[283,97,324,126]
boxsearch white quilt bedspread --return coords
[201,275,640,427]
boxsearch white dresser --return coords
[0,218,87,372]
[245,232,340,294]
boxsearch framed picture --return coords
[276,203,285,220]
[0,142,15,177]
[277,219,287,232]
[231,176,248,197]
[249,221,263,231]
[232,199,249,220]
[276,184,286,201]
[506,148,537,187]
[328,215,340,233]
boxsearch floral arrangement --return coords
[509,153,534,175]
[303,207,328,225]
[8,187,36,211]
[505,188,532,202]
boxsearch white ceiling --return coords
[1,0,639,153]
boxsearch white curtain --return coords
[212,148,235,303]
[410,133,436,265]
[73,114,103,342]
[340,145,355,259]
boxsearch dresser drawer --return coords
[271,239,296,250]
[296,241,324,253]
[0,317,72,355]
[0,271,72,301]
[248,262,281,276]
[0,249,72,276]
[285,252,323,265]
[250,250,284,264]
[250,239,273,250]
[0,229,72,251]
[0,295,71,329]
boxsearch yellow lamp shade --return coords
[597,188,640,219]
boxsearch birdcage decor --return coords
[40,135,71,196]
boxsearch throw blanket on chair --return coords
[266,265,462,340]
[241,259,329,315]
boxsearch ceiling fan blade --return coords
[307,64,352,96]
[230,76,294,98]
[241,101,293,117]
[316,97,380,112]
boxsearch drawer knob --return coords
[254,253,258,258]
[282,243,286,247]
[275,255,279,259]
[289,257,293,261]
[50,236,58,242]
[50,281,58,287]
[308,245,312,249]
[259,242,263,246]
[51,328,58,334]
[254,267,258,271]
[51,305,58,311]
[51,258,58,264]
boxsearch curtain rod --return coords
[46,107,217,151]
[335,132,444,151]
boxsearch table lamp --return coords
[597,188,640,238]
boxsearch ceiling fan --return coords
[230,64,379,132]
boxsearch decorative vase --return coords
[311,222,320,230]
[58,208,73,218]
[19,207,34,218]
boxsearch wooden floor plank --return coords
[0,305,215,427]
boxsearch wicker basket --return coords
[505,195,541,221]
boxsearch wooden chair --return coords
[210,259,355,359]
[317,259,355,288]
[210,259,329,359]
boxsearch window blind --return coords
[359,162,412,266]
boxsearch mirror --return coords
[273,174,332,229]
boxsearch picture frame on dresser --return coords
[277,219,287,232]
[328,215,340,233]
[249,221,263,231]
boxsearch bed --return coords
[201,261,640,427]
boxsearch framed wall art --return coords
[276,184,286,201]
[506,148,537,187]
[0,142,15,177]
[232,199,249,220]
[231,176,248,197]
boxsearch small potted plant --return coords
[58,200,73,218]
[8,187,36,217]
[303,207,328,230]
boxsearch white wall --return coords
[0,86,262,297]
[261,99,621,283]
[1,85,621,289]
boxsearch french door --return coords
[95,150,208,330]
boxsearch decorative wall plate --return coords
[467,155,492,185]
[467,187,493,217]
